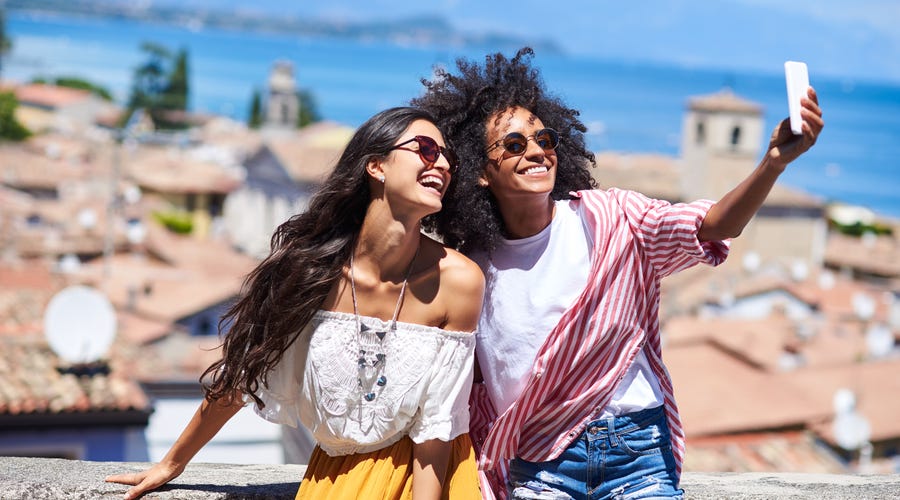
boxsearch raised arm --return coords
[699,87,824,242]
[105,392,244,500]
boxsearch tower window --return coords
[730,126,741,148]
[696,121,706,145]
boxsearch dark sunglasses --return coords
[390,135,459,174]
[486,128,560,156]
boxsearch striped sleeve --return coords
[606,188,730,277]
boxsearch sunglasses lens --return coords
[501,133,528,155]
[443,148,458,173]
[415,136,441,163]
[535,129,559,150]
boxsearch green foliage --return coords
[297,89,321,128]
[0,9,12,80]
[248,88,262,129]
[153,210,193,234]
[160,48,189,110]
[0,9,11,55]
[30,76,114,101]
[0,92,32,141]
[127,42,191,129]
[829,220,893,237]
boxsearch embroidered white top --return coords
[249,310,476,457]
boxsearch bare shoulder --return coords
[441,246,485,293]
[419,236,485,332]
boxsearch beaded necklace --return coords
[349,246,418,402]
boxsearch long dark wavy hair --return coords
[203,106,440,406]
[411,47,597,254]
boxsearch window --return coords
[731,126,741,148]
[696,121,706,145]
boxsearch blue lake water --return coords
[5,12,900,219]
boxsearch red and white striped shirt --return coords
[469,189,729,498]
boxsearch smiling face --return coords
[371,119,454,217]
[481,106,558,206]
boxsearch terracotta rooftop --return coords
[0,336,150,420]
[688,88,763,114]
[124,145,245,195]
[14,84,94,109]
[666,342,830,437]
[0,261,61,337]
[663,314,869,372]
[592,152,682,201]
[120,330,223,384]
[264,121,354,185]
[824,232,900,279]
[685,431,846,474]
[143,221,259,278]
[783,359,900,446]
[72,252,241,324]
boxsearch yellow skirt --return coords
[296,433,481,500]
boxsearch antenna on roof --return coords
[43,285,117,376]
[832,388,873,472]
[866,323,894,359]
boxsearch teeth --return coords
[522,166,548,175]
[419,175,444,190]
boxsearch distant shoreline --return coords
[5,0,563,56]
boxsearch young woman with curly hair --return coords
[106,107,485,500]
[412,48,823,499]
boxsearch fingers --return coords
[105,472,144,486]
[106,468,172,499]
[123,479,156,500]
[800,86,824,142]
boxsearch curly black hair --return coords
[413,47,596,254]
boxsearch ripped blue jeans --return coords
[507,406,683,500]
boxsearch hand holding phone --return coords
[784,61,809,135]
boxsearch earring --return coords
[379,177,385,183]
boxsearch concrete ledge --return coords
[2,456,899,499]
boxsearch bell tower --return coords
[265,60,299,129]
[680,88,764,200]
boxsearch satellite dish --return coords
[43,285,117,365]
[818,271,836,290]
[833,411,872,451]
[77,208,98,230]
[852,293,876,322]
[833,388,856,414]
[126,219,146,245]
[866,323,894,358]
[57,253,82,274]
[742,252,761,273]
[832,388,871,450]
[790,260,808,282]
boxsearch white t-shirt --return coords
[250,310,475,456]
[472,199,664,417]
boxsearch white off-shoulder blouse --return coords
[248,310,476,457]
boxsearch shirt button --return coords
[534,371,543,379]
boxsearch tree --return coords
[161,48,189,111]
[0,92,31,141]
[0,9,12,81]
[248,88,262,129]
[127,42,171,112]
[297,89,320,128]
[125,42,191,129]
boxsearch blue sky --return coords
[99,1,900,83]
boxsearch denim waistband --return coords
[584,405,666,437]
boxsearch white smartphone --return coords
[784,61,809,135]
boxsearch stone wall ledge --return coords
[2,456,898,499]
